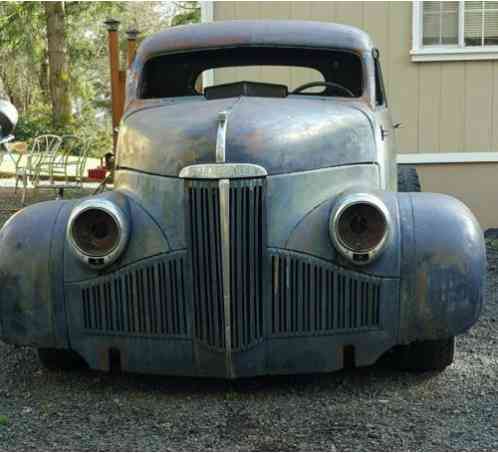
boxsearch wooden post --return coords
[104,18,121,151]
[126,29,139,67]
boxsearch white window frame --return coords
[411,0,498,62]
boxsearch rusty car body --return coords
[0,21,486,378]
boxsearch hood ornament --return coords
[179,105,267,179]
[216,110,229,163]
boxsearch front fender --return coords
[0,189,171,348]
[285,188,486,342]
[0,200,70,347]
[399,193,486,342]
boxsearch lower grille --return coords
[186,178,265,351]
[270,251,381,335]
[80,253,188,337]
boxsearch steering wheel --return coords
[292,81,355,98]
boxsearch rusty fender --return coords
[0,199,72,347]
[286,189,486,343]
[397,192,486,343]
[0,190,169,349]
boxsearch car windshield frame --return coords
[138,46,366,100]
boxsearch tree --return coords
[171,2,200,27]
[44,1,71,129]
[0,1,200,152]
[0,2,46,113]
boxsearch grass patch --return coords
[0,415,9,425]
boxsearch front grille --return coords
[186,178,265,351]
[270,251,381,335]
[229,179,265,350]
[80,253,188,337]
[187,180,225,349]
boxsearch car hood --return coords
[117,96,377,176]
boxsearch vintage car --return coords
[0,21,486,378]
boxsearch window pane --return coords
[465,1,498,46]
[465,10,484,46]
[465,0,483,10]
[484,3,498,45]
[442,11,459,43]
[422,1,458,45]
[423,13,442,44]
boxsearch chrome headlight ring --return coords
[329,193,391,265]
[67,198,130,269]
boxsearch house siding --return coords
[212,1,498,156]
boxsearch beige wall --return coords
[417,163,498,230]
[213,1,498,155]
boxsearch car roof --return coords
[135,20,374,64]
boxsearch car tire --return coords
[398,165,421,192]
[37,348,87,371]
[391,337,455,372]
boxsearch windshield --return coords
[140,47,363,99]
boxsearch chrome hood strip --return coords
[216,111,228,162]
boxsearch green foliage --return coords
[14,105,53,143]
[171,2,200,27]
[0,2,200,157]
[0,415,8,426]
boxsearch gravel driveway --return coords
[0,187,497,451]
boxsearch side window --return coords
[374,50,387,107]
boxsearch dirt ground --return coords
[0,187,497,451]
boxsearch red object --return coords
[88,167,107,180]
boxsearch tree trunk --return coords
[39,49,49,102]
[44,1,71,129]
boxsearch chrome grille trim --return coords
[219,178,233,375]
[179,163,268,179]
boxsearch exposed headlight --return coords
[67,199,129,268]
[329,193,390,265]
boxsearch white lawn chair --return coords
[0,134,15,167]
[29,134,63,187]
[34,135,91,201]
[51,135,89,188]
[15,134,62,205]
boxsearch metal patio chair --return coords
[50,135,89,187]
[0,134,14,167]
[33,136,91,200]
[1,137,26,178]
[15,134,62,205]
[29,134,64,187]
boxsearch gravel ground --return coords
[0,187,497,451]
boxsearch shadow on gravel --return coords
[16,350,439,399]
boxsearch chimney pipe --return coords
[104,18,121,150]
[126,29,140,68]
